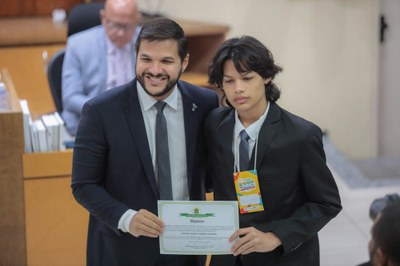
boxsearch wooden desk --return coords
[0,17,67,47]
[0,16,228,115]
[23,163,87,266]
[0,44,64,115]
[0,16,229,46]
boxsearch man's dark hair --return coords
[135,18,188,62]
[208,35,282,104]
[372,199,400,265]
[369,193,400,220]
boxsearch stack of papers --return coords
[18,99,74,152]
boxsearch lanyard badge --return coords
[233,169,264,214]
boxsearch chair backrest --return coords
[47,49,65,114]
[67,2,105,37]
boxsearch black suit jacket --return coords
[71,79,218,266]
[205,103,342,266]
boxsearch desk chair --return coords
[47,49,65,114]
[67,2,104,37]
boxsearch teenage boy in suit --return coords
[206,35,342,266]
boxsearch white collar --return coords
[234,102,270,141]
[136,81,179,111]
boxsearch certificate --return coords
[158,200,239,255]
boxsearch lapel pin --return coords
[192,103,197,112]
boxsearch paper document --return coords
[158,200,239,255]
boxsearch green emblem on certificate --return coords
[179,207,214,218]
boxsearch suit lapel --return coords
[216,103,281,172]
[250,102,281,169]
[217,110,235,172]
[179,83,197,190]
[122,81,158,198]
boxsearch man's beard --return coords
[137,70,182,98]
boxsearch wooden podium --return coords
[0,69,87,266]
[0,69,27,266]
[0,17,228,266]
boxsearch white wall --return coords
[379,0,400,156]
[138,0,380,159]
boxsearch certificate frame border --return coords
[158,200,239,255]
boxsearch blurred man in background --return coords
[62,0,141,135]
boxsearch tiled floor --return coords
[319,167,400,266]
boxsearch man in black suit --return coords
[71,18,218,266]
[206,35,342,266]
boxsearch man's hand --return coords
[129,209,164,238]
[229,227,282,256]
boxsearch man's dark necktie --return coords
[155,101,173,200]
[239,129,250,171]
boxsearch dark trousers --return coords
[156,254,205,266]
